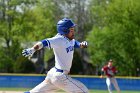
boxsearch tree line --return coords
[0,0,140,76]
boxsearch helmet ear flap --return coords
[63,27,69,33]
[58,27,69,34]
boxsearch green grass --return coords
[0,88,139,93]
[0,88,31,91]
[90,90,140,93]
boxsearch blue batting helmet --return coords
[57,18,76,35]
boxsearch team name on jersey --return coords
[66,46,74,53]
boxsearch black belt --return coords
[55,67,63,73]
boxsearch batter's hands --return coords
[22,48,35,57]
[80,41,88,48]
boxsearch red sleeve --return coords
[102,66,107,71]
[112,66,117,73]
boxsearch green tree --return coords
[87,0,140,76]
[0,0,62,73]
[0,0,37,72]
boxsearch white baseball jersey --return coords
[29,34,89,93]
[44,34,79,72]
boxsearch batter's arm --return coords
[22,39,50,57]
[30,39,51,51]
[74,40,88,48]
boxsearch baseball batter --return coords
[22,18,89,93]
[100,59,121,93]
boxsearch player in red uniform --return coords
[100,59,121,93]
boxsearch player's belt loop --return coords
[55,67,63,73]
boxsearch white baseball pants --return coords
[29,67,88,93]
[106,77,120,93]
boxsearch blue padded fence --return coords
[0,74,140,91]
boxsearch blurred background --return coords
[0,0,140,92]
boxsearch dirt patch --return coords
[0,91,23,93]
[0,91,64,93]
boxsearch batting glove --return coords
[80,41,88,48]
[22,48,35,57]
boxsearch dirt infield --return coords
[0,91,64,93]
[0,91,23,93]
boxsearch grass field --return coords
[90,90,140,93]
[0,88,139,93]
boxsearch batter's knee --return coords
[80,86,89,93]
[79,88,89,93]
[24,92,30,93]
[77,91,89,93]
[83,89,89,93]
[84,87,89,93]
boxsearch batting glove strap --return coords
[80,41,88,48]
[22,48,35,57]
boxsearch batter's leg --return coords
[111,78,121,93]
[52,74,89,93]
[106,77,112,93]
[29,79,59,93]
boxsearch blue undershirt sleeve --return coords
[74,40,80,48]
[41,39,51,48]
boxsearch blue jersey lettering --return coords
[66,46,74,53]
